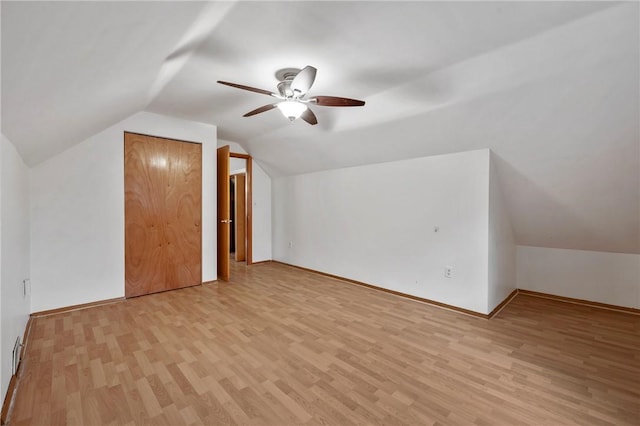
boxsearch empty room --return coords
[1,1,639,425]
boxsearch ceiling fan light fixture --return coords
[218,65,365,126]
[277,100,307,121]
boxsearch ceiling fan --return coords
[217,65,365,125]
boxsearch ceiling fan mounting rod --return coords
[281,72,298,81]
[274,67,301,82]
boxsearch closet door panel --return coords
[124,134,167,297]
[125,133,202,298]
[164,140,202,288]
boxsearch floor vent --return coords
[12,337,22,375]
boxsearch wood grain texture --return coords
[245,158,252,265]
[217,145,230,280]
[519,289,640,315]
[488,288,518,317]
[234,173,246,262]
[125,133,202,297]
[125,133,166,297]
[230,152,252,265]
[1,317,34,425]
[0,375,17,425]
[274,260,488,318]
[164,139,202,288]
[8,261,640,425]
[30,298,125,317]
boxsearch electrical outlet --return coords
[444,267,453,278]
[288,241,293,248]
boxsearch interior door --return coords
[229,152,253,265]
[125,132,202,297]
[217,145,231,281]
[234,173,246,262]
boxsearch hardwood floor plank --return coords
[8,261,640,425]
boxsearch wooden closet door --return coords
[164,138,202,289]
[125,133,202,298]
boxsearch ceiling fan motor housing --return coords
[277,80,293,98]
[276,70,300,98]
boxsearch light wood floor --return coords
[9,261,640,425]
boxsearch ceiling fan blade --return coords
[300,108,318,125]
[311,96,365,107]
[243,104,277,117]
[218,80,276,97]
[291,66,317,96]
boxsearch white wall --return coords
[229,158,246,175]
[30,112,216,312]
[219,140,272,263]
[0,135,31,400]
[251,163,272,262]
[273,149,491,314]
[517,245,640,309]
[487,153,516,312]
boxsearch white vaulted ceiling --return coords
[2,1,638,254]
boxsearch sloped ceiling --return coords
[2,1,638,254]
[1,1,209,164]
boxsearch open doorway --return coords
[230,172,247,262]
[216,147,253,281]
[229,176,236,256]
